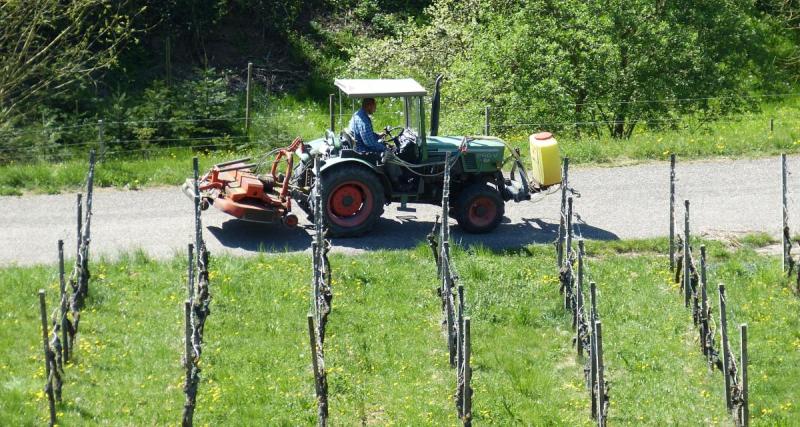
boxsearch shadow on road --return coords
[207,214,619,254]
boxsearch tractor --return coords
[185,76,562,237]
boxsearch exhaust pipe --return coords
[430,74,443,136]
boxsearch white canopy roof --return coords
[334,78,427,98]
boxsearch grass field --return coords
[2,100,800,196]
[1,237,798,425]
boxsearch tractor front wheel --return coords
[455,183,504,233]
[319,167,384,237]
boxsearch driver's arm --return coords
[356,114,386,153]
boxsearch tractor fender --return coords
[317,157,392,200]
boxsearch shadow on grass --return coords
[207,214,619,254]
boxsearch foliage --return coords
[351,0,788,138]
[0,0,142,122]
[0,241,798,423]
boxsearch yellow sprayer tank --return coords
[529,132,561,187]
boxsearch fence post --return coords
[58,240,69,363]
[463,317,472,427]
[683,200,691,307]
[97,119,105,159]
[594,320,606,427]
[574,239,584,332]
[670,154,676,272]
[245,62,253,136]
[699,245,709,357]
[782,154,789,272]
[192,157,203,256]
[771,118,775,133]
[76,193,82,260]
[307,314,328,426]
[565,196,574,310]
[183,300,192,389]
[38,290,57,427]
[484,106,490,135]
[740,324,749,427]
[187,244,194,301]
[457,284,465,389]
[557,158,570,268]
[329,94,335,132]
[589,281,598,419]
[719,284,732,411]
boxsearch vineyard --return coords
[1,155,800,425]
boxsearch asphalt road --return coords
[3,155,798,266]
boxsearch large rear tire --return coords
[454,183,504,233]
[319,167,384,237]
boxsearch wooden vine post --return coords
[557,158,570,268]
[719,284,732,411]
[594,320,606,427]
[462,317,472,427]
[669,154,676,272]
[565,196,574,310]
[699,245,709,357]
[739,324,749,427]
[589,281,598,419]
[38,290,57,426]
[683,200,691,307]
[781,154,789,272]
[58,240,69,362]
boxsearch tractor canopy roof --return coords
[334,78,427,98]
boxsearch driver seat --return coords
[340,128,356,149]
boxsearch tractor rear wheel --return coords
[319,167,384,237]
[455,183,504,233]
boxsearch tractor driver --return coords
[348,97,412,190]
[348,98,386,154]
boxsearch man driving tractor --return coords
[348,97,385,154]
[347,97,415,190]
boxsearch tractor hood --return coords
[426,135,506,154]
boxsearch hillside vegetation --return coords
[2,0,800,166]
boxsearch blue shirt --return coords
[348,108,385,153]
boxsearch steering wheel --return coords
[381,126,405,146]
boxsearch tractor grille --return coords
[463,153,477,170]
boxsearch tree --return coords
[0,0,142,123]
[352,0,767,138]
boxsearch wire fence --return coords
[555,159,610,426]
[669,156,750,426]
[4,88,798,167]
[35,151,96,426]
[425,152,473,426]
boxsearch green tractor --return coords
[289,76,560,237]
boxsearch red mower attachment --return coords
[182,137,304,226]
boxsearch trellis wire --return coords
[34,151,98,424]
[669,181,748,425]
[426,151,473,425]
[559,190,609,425]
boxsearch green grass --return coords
[3,99,800,195]
[1,239,798,425]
